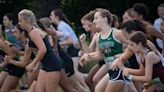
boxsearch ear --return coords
[104,17,108,23]
[138,42,143,47]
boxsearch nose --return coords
[93,19,96,24]
[82,24,85,29]
[50,15,53,20]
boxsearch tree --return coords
[33,0,61,19]
[0,0,33,24]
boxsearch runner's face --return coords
[129,41,141,53]
[3,16,11,27]
[14,27,21,40]
[50,12,58,24]
[131,11,140,20]
[18,15,27,30]
[81,20,92,32]
[122,12,132,23]
[93,12,106,29]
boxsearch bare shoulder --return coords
[30,28,39,35]
[113,29,125,42]
[30,28,46,38]
[114,29,122,37]
[145,51,160,63]
[145,23,157,33]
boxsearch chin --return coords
[84,28,89,32]
[21,27,26,30]
[95,25,100,29]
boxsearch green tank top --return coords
[98,28,122,64]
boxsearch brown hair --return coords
[159,4,164,8]
[95,8,113,25]
[112,14,120,28]
[38,17,58,45]
[129,31,148,47]
[51,9,72,27]
[124,8,133,17]
[38,18,52,30]
[81,10,95,22]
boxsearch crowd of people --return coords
[0,2,164,92]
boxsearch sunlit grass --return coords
[57,86,63,92]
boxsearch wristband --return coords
[119,57,126,62]
[127,75,133,81]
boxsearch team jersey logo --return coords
[99,41,114,54]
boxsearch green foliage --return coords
[61,0,86,36]
[0,0,34,24]
[79,61,98,73]
[60,0,163,28]
[57,86,63,92]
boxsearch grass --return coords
[57,86,63,92]
[79,61,97,73]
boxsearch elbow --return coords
[42,48,47,55]
[40,47,47,55]
[143,77,152,83]
[138,69,145,76]
[145,78,152,83]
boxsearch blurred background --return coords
[0,0,163,32]
[0,0,163,71]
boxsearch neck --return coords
[55,19,61,25]
[6,24,13,29]
[26,24,34,33]
[100,24,112,34]
[139,47,149,57]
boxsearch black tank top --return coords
[143,50,164,83]
[28,35,59,63]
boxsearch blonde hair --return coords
[18,9,36,26]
